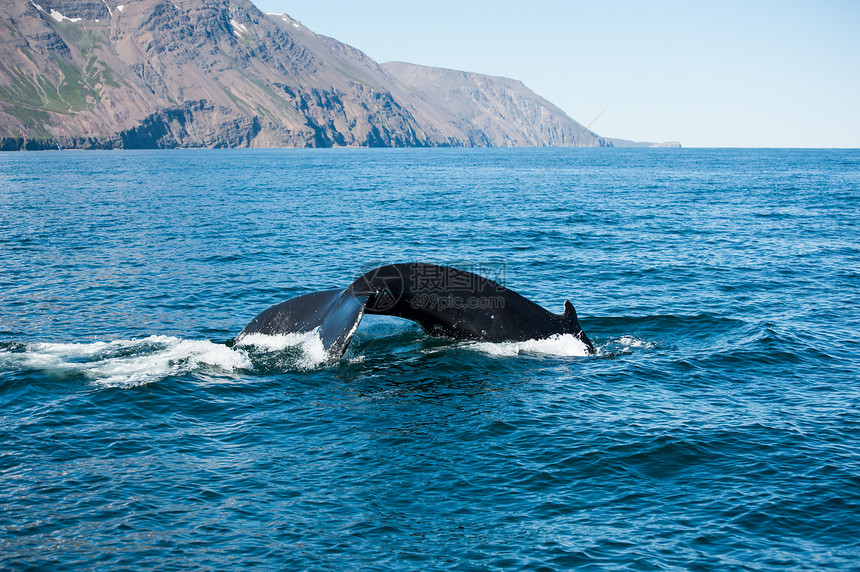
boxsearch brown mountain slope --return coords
[382,62,605,147]
[0,0,608,149]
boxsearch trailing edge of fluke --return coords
[237,263,596,363]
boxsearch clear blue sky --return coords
[250,0,859,147]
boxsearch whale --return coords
[237,263,595,362]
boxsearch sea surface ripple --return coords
[1,148,859,570]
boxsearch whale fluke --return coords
[237,263,595,362]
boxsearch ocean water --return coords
[1,147,858,571]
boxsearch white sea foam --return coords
[235,330,330,369]
[20,336,251,388]
[466,334,592,358]
[616,335,655,349]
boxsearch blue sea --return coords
[1,148,858,570]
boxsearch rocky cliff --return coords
[0,0,609,149]
[382,62,604,148]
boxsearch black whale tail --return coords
[237,264,596,363]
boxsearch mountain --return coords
[0,0,609,150]
[382,62,604,147]
[606,138,682,148]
